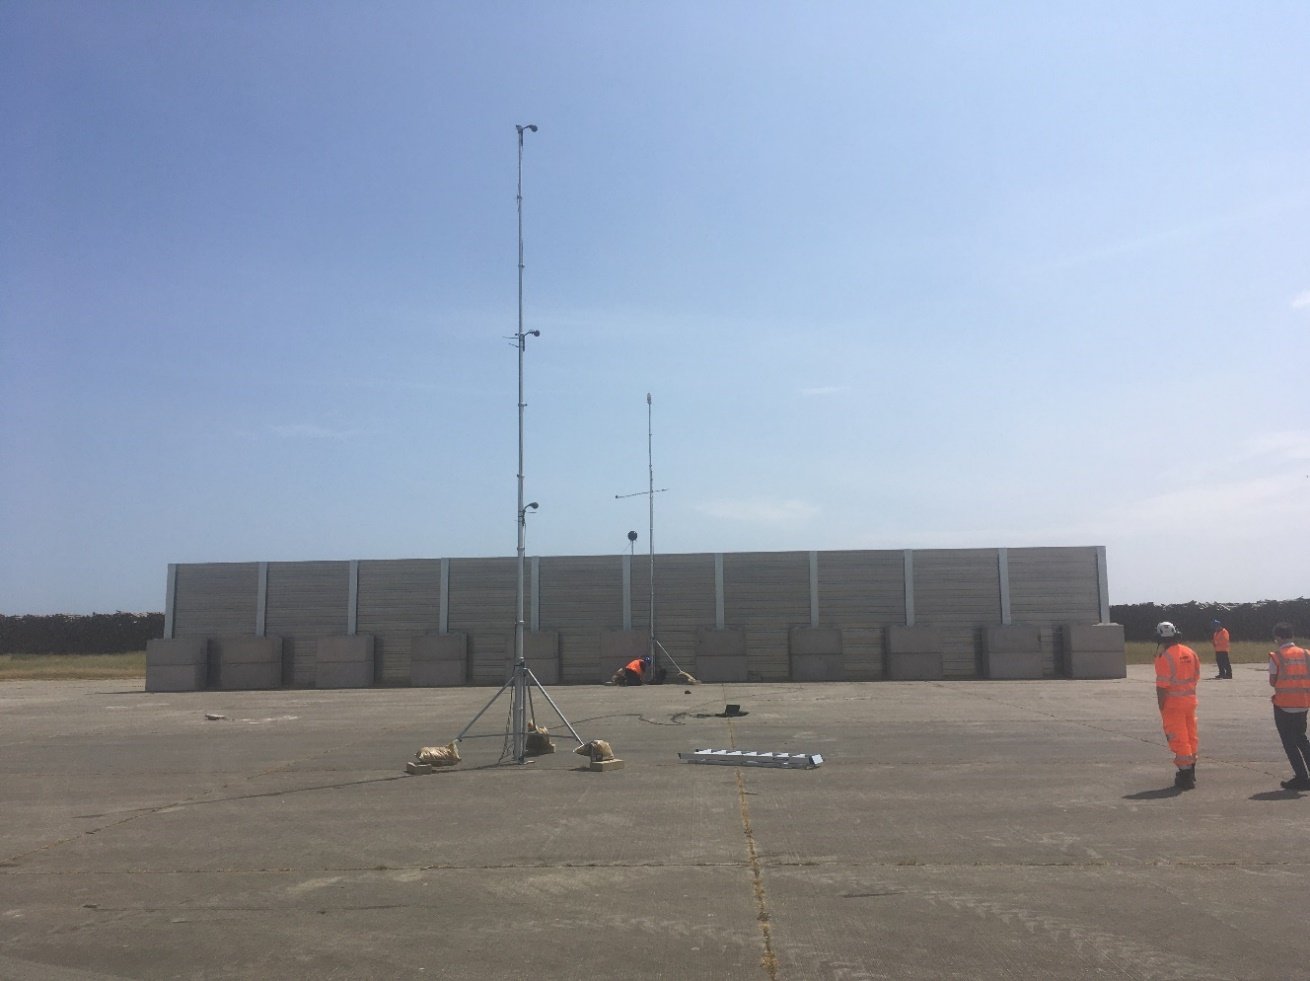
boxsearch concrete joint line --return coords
[735,765,779,981]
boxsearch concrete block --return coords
[590,758,625,772]
[696,628,746,658]
[885,626,943,655]
[1062,623,1126,678]
[696,656,748,683]
[211,637,283,690]
[410,632,468,687]
[314,635,374,689]
[886,652,944,681]
[1065,623,1125,653]
[982,626,1044,679]
[789,627,843,657]
[145,663,207,692]
[146,638,208,692]
[1066,650,1127,679]
[983,651,1044,680]
[792,653,846,682]
[694,629,748,682]
[983,625,1041,654]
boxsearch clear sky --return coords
[3,2,1308,615]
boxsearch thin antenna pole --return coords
[647,392,655,662]
[513,123,537,763]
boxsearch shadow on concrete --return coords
[1249,789,1303,801]
[1123,786,1183,800]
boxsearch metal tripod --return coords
[449,122,584,766]
[454,655,584,765]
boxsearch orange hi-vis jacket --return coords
[1212,628,1230,653]
[1271,643,1310,710]
[625,658,646,676]
[1155,643,1200,701]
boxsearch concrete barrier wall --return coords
[163,546,1117,688]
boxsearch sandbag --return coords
[524,722,555,755]
[574,738,615,762]
[415,741,461,767]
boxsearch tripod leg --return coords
[525,667,586,745]
[455,677,514,743]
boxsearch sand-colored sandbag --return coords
[415,741,461,767]
[574,739,615,762]
[524,722,555,755]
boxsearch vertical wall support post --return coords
[1096,546,1110,624]
[809,550,820,628]
[622,553,632,630]
[530,556,541,631]
[164,564,177,640]
[903,550,916,626]
[440,558,450,634]
[347,560,359,636]
[256,562,268,638]
[997,547,1012,625]
[714,553,725,630]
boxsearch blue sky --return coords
[3,2,1308,614]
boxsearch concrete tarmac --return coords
[2,664,1305,980]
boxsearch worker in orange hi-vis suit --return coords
[1154,621,1200,790]
[1210,618,1232,680]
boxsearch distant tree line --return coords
[0,613,164,655]
[1111,599,1310,643]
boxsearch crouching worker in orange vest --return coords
[622,655,652,686]
[1268,622,1310,791]
[1154,621,1199,790]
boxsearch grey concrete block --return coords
[316,662,373,688]
[211,637,283,690]
[983,626,1041,654]
[411,660,468,687]
[1062,623,1126,678]
[1066,623,1125,653]
[1066,650,1127,679]
[982,625,1044,679]
[410,632,468,687]
[792,653,846,682]
[983,651,1044,680]
[145,662,207,692]
[886,652,944,680]
[317,635,374,663]
[146,638,209,692]
[147,637,208,667]
[789,627,842,657]
[696,628,746,658]
[885,626,943,655]
[314,635,374,689]
[696,656,748,683]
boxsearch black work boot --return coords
[1175,766,1195,790]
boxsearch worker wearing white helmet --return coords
[1154,621,1200,790]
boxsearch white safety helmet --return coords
[1155,621,1179,641]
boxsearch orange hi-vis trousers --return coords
[1160,697,1198,768]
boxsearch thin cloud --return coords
[695,498,820,524]
[268,423,358,440]
[1104,476,1304,535]
[1292,290,1310,311]
[1243,430,1310,463]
